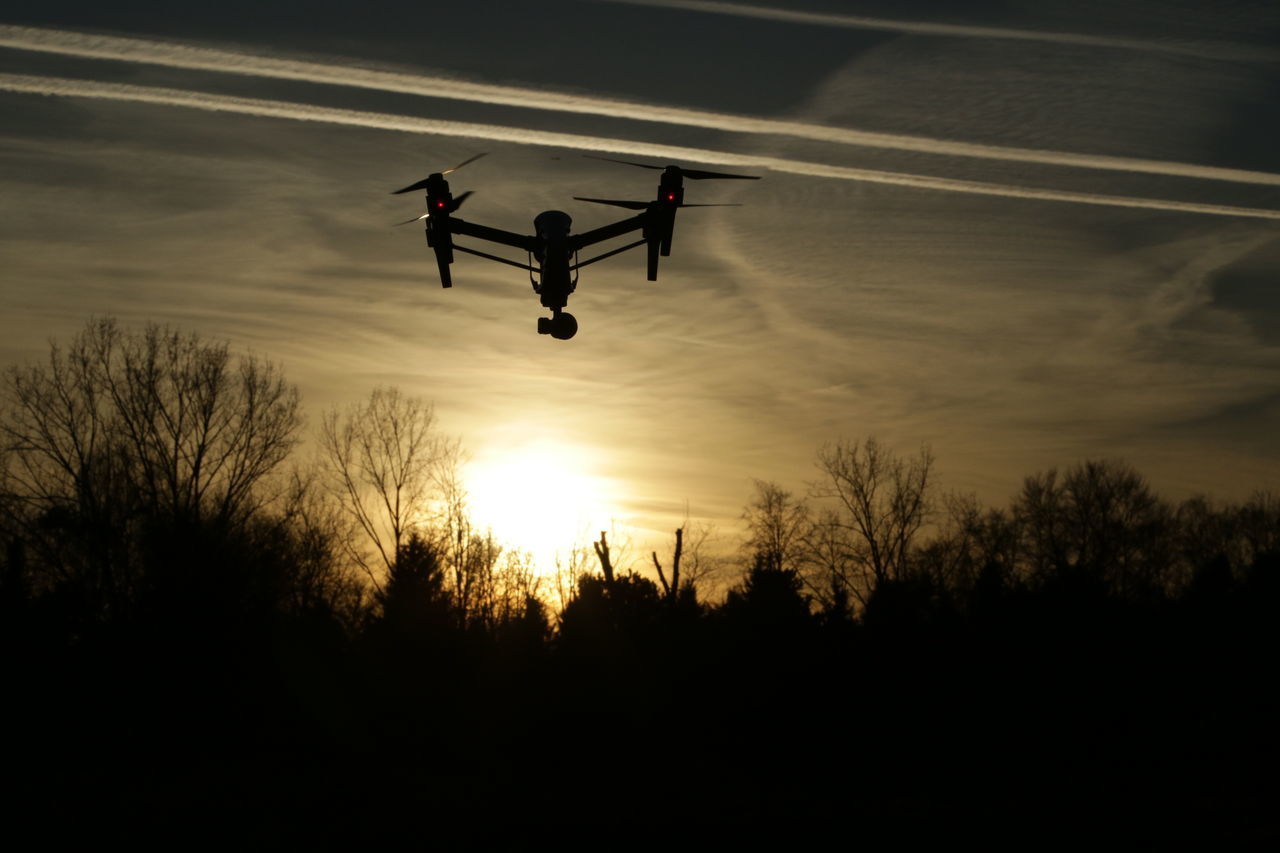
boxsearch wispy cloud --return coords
[3,73,1279,221]
[593,0,1277,62]
[3,24,1280,188]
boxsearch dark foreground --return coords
[6,561,1276,845]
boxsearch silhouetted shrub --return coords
[718,552,813,644]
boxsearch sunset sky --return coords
[2,0,1278,563]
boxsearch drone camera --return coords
[537,313,577,340]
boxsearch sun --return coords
[463,439,618,571]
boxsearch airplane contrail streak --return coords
[3,73,1279,221]
[594,0,1279,62]
[2,24,1280,188]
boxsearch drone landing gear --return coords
[537,311,578,340]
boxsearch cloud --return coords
[593,0,1278,62]
[4,73,1280,222]
[3,24,1280,188]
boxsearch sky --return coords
[1,0,1278,564]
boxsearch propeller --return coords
[441,152,488,174]
[391,152,488,194]
[574,196,741,209]
[392,178,432,195]
[573,196,647,210]
[393,190,473,225]
[584,155,759,180]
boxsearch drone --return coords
[393,154,759,339]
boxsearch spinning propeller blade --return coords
[584,155,664,171]
[391,178,431,195]
[585,155,759,180]
[574,197,741,209]
[391,152,488,194]
[678,167,759,181]
[574,196,649,209]
[442,152,488,174]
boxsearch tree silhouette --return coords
[927,492,1023,603]
[1015,459,1174,598]
[740,479,810,574]
[651,526,682,603]
[483,550,546,640]
[557,570,665,658]
[0,317,301,622]
[4,318,1279,840]
[720,550,812,637]
[673,516,726,600]
[1238,490,1280,566]
[5,318,299,524]
[800,507,856,614]
[271,468,368,628]
[811,437,935,601]
[593,528,618,587]
[318,386,449,588]
[378,532,451,637]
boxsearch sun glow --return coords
[463,440,620,572]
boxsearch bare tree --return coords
[741,479,811,573]
[651,527,683,603]
[1015,459,1174,597]
[1239,490,1280,566]
[0,317,301,614]
[549,540,595,617]
[451,527,502,629]
[427,439,518,628]
[799,507,857,610]
[811,438,935,595]
[1176,495,1239,576]
[494,549,542,614]
[925,491,1023,593]
[1172,490,1279,587]
[2,318,300,526]
[477,548,544,634]
[676,516,726,600]
[548,525,633,619]
[318,386,447,586]
[594,529,618,587]
[651,515,728,604]
[270,465,370,628]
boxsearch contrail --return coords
[593,0,1278,62]
[3,24,1280,188]
[4,73,1279,221]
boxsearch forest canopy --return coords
[1,317,1276,841]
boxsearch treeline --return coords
[2,318,1276,841]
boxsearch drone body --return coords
[394,155,758,339]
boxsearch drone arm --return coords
[449,217,536,251]
[570,213,648,250]
[569,238,648,271]
[452,243,538,272]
